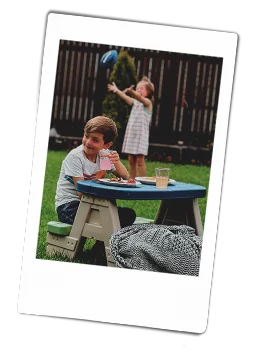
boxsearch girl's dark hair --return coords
[139,76,155,102]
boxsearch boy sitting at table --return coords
[55,115,136,228]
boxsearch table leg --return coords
[79,195,120,266]
[47,194,120,266]
[46,194,94,259]
[154,198,203,236]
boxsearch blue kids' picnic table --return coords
[46,179,206,266]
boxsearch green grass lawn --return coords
[36,150,210,263]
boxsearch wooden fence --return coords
[50,40,223,161]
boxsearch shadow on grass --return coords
[38,239,108,266]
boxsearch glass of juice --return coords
[155,168,170,189]
[99,149,112,170]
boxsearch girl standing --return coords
[107,76,154,179]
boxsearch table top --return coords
[76,180,206,200]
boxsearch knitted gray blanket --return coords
[109,224,202,276]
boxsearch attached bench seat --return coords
[47,221,72,236]
[47,217,154,237]
[133,217,154,225]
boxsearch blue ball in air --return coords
[100,50,118,68]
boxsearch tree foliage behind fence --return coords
[51,40,223,154]
[102,50,138,151]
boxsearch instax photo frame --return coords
[18,13,237,333]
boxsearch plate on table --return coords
[98,178,142,188]
[135,176,176,185]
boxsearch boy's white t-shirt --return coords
[55,144,115,209]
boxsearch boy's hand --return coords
[109,151,129,180]
[95,170,106,179]
[109,150,120,165]
[107,82,118,93]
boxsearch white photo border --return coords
[18,13,238,333]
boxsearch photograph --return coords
[37,39,222,275]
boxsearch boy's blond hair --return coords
[84,116,118,144]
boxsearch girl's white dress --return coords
[122,100,152,156]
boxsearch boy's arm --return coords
[108,82,134,106]
[63,154,85,199]
[73,171,106,198]
[73,176,85,198]
[113,161,129,180]
[109,151,129,179]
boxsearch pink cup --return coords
[99,149,112,170]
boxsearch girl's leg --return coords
[136,154,146,176]
[128,154,137,179]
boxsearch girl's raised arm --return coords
[125,86,152,109]
[107,82,134,106]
